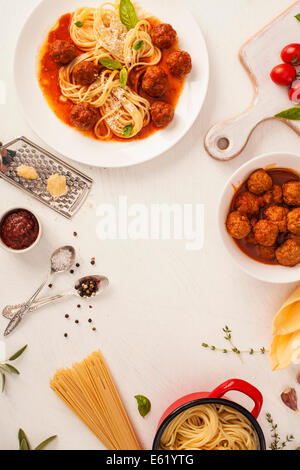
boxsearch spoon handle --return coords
[4,277,50,336]
[2,293,68,320]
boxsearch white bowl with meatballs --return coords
[219,153,300,284]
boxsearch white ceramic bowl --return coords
[218,152,300,284]
[0,207,42,254]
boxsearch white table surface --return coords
[1,0,300,451]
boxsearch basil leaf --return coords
[275,107,300,120]
[122,124,133,136]
[133,40,144,51]
[119,0,138,30]
[99,58,123,70]
[75,21,83,27]
[0,363,19,374]
[18,430,31,450]
[9,345,27,362]
[134,395,151,417]
[35,435,57,451]
[295,14,300,22]
[1,372,5,393]
[120,68,128,89]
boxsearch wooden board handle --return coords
[204,97,270,161]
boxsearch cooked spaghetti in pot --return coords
[159,404,258,451]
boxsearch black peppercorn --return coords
[64,333,68,338]
[65,314,69,319]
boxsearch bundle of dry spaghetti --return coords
[50,350,141,450]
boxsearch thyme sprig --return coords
[18,429,57,451]
[202,326,268,357]
[266,413,295,450]
[0,345,27,393]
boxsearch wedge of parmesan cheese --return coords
[17,165,38,180]
[47,174,68,200]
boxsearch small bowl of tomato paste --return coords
[0,208,42,253]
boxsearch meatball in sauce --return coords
[227,168,300,266]
[50,40,77,65]
[151,23,177,49]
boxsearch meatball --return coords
[259,245,276,261]
[226,212,251,240]
[263,184,283,205]
[167,50,192,78]
[287,208,300,235]
[283,181,300,206]
[50,40,77,65]
[265,206,289,232]
[254,220,279,247]
[72,61,101,87]
[142,66,168,97]
[246,232,258,245]
[151,23,177,49]
[247,170,273,195]
[276,239,300,267]
[151,101,174,128]
[235,192,259,216]
[70,103,99,130]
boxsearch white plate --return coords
[218,153,300,284]
[14,0,209,168]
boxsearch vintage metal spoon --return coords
[2,275,109,320]
[3,246,76,336]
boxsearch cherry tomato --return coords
[270,64,296,86]
[289,80,300,103]
[281,43,300,65]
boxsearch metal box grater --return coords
[0,136,93,219]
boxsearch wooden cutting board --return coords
[205,0,300,161]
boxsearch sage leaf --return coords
[35,435,57,451]
[275,107,300,120]
[0,363,19,375]
[119,0,138,30]
[122,124,133,136]
[9,345,27,362]
[133,40,144,51]
[134,395,151,417]
[120,68,128,89]
[99,58,123,70]
[295,14,300,22]
[18,429,31,450]
[1,372,5,393]
[75,21,83,27]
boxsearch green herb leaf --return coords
[119,0,138,30]
[18,429,31,450]
[295,14,300,22]
[9,345,27,362]
[75,21,83,28]
[134,395,151,418]
[133,40,144,51]
[120,68,128,89]
[99,58,123,70]
[292,54,300,65]
[275,107,300,120]
[122,124,133,136]
[1,372,5,393]
[35,435,57,451]
[0,364,19,375]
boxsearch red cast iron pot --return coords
[152,378,266,450]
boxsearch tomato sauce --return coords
[0,209,39,250]
[229,168,300,265]
[38,13,185,142]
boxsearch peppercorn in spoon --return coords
[3,246,76,336]
[2,275,109,320]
